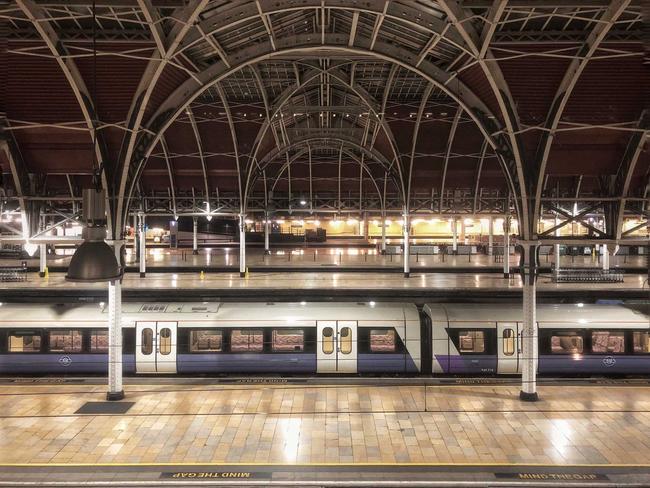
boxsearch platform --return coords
[2,380,650,486]
[0,269,648,302]
[6,247,649,274]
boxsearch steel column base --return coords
[106,390,125,401]
[503,272,510,278]
[139,272,145,278]
[192,250,198,255]
[519,391,539,402]
[264,250,271,255]
[39,272,46,278]
[404,272,410,278]
[240,272,246,278]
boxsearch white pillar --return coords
[239,214,246,277]
[363,212,369,241]
[503,217,510,278]
[554,216,560,280]
[107,244,124,401]
[452,218,458,253]
[602,243,609,271]
[132,213,138,255]
[264,213,271,255]
[403,210,410,278]
[192,218,198,255]
[139,213,146,277]
[520,243,539,402]
[381,212,387,254]
[487,217,494,256]
[39,244,47,277]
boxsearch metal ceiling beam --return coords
[159,136,177,217]
[438,0,530,238]
[215,83,244,212]
[532,0,630,235]
[439,107,464,213]
[406,83,434,212]
[15,0,111,232]
[115,0,209,234]
[185,107,211,205]
[472,140,489,213]
[614,111,650,239]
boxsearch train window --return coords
[141,328,153,355]
[9,331,41,353]
[272,329,304,352]
[633,332,650,353]
[551,332,583,354]
[49,329,83,353]
[190,330,223,352]
[458,331,485,353]
[322,327,334,354]
[591,331,625,354]
[231,329,263,352]
[340,327,352,354]
[159,328,171,355]
[503,329,515,356]
[369,329,396,352]
[90,329,109,353]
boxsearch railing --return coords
[0,264,28,282]
[551,266,624,283]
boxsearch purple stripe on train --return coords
[177,353,317,374]
[0,354,136,374]
[435,355,497,374]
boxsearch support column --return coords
[487,217,494,256]
[554,216,560,281]
[381,211,387,254]
[138,213,146,277]
[38,243,46,277]
[264,213,271,255]
[192,218,198,255]
[602,244,609,271]
[239,214,246,277]
[363,212,369,241]
[107,244,124,401]
[452,218,458,254]
[520,243,539,402]
[403,210,410,278]
[132,213,138,256]
[503,217,510,278]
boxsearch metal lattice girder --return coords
[532,0,631,236]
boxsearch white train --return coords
[0,302,647,376]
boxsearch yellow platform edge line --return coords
[1,462,650,468]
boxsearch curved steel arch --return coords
[252,144,390,214]
[244,136,403,212]
[123,39,523,237]
[244,62,404,184]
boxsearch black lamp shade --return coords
[65,240,122,282]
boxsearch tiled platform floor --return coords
[5,246,647,271]
[1,383,650,466]
[3,270,648,294]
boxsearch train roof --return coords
[424,303,650,326]
[0,301,419,327]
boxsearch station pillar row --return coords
[520,243,539,402]
[39,243,46,277]
[380,211,387,254]
[138,213,146,277]
[192,217,198,255]
[602,244,610,271]
[107,243,124,401]
[239,214,246,277]
[487,217,493,256]
[403,210,410,278]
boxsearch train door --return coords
[316,321,357,373]
[497,322,521,374]
[135,321,177,374]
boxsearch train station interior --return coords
[0,0,648,486]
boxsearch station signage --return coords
[495,472,608,481]
[161,471,270,480]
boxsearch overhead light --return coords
[299,199,307,206]
[23,242,38,257]
[66,189,122,283]
[206,215,212,222]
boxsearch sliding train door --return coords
[317,321,357,373]
[496,322,520,374]
[135,321,177,373]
